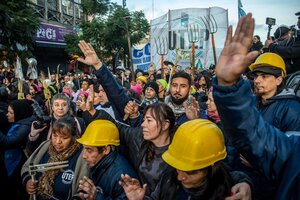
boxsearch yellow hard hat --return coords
[77,120,120,146]
[162,119,226,171]
[136,76,147,84]
[249,53,286,77]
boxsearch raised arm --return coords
[77,40,130,119]
[213,13,298,181]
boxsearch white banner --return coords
[150,7,228,70]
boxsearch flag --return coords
[238,0,246,19]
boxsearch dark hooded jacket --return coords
[249,41,263,52]
[85,150,137,200]
[257,88,300,132]
[213,78,300,200]
[0,100,36,178]
[267,34,300,74]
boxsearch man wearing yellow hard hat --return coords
[249,52,300,132]
[213,13,300,199]
[73,120,137,200]
[246,52,300,199]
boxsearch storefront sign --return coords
[35,23,75,43]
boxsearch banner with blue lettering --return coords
[132,43,151,71]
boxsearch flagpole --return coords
[238,0,240,20]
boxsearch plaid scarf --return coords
[165,95,185,117]
[142,97,159,107]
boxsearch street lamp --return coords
[124,16,135,81]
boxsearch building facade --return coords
[29,0,84,74]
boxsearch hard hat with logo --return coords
[162,119,226,171]
[249,53,286,77]
[77,120,120,146]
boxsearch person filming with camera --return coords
[263,13,300,74]
[26,93,86,156]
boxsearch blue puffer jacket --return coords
[0,115,35,178]
[213,78,300,200]
[257,88,300,132]
[89,150,137,200]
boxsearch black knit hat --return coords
[143,81,159,96]
[274,26,290,39]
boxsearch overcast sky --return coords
[113,0,299,41]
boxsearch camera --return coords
[31,102,51,129]
[201,84,207,91]
[266,17,276,26]
[266,17,276,39]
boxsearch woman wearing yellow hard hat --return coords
[79,87,177,198]
[120,119,252,200]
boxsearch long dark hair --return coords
[144,102,176,162]
[161,161,234,200]
[193,161,234,200]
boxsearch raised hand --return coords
[86,85,95,111]
[183,95,200,120]
[119,174,146,200]
[216,13,259,86]
[76,98,86,111]
[123,100,139,120]
[225,182,252,200]
[77,40,102,70]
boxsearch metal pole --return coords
[191,42,195,80]
[124,16,135,81]
[161,55,164,79]
[30,174,36,200]
[211,34,217,65]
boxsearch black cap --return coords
[296,11,300,19]
[251,66,283,77]
[164,60,174,67]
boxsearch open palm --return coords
[77,40,102,69]
[216,13,259,86]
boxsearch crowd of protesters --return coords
[0,11,299,200]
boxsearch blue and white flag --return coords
[238,0,246,19]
